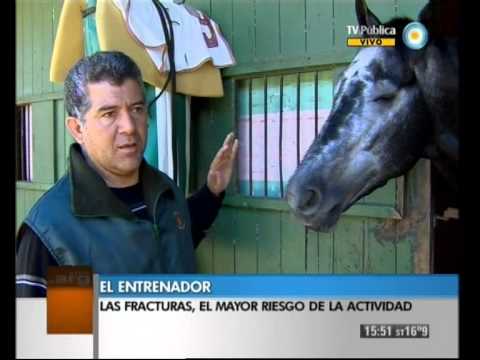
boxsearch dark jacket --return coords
[23,144,196,273]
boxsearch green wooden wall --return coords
[15,0,432,274]
[16,0,73,233]
[187,0,431,274]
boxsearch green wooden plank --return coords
[215,80,236,195]
[191,94,235,191]
[318,69,334,110]
[395,160,420,274]
[173,94,187,193]
[343,204,401,220]
[364,218,396,273]
[395,159,431,273]
[211,207,235,274]
[23,190,34,218]
[232,0,255,65]
[55,99,66,179]
[396,0,429,19]
[305,228,318,273]
[32,0,43,96]
[318,231,334,273]
[257,211,281,273]
[300,72,315,113]
[191,98,213,190]
[43,0,54,94]
[237,71,333,115]
[362,178,397,207]
[16,188,25,233]
[16,0,23,99]
[143,85,158,170]
[23,0,33,97]
[17,92,63,105]
[244,76,265,116]
[412,167,432,274]
[195,235,214,273]
[280,73,298,113]
[191,85,233,193]
[211,0,233,45]
[333,217,364,273]
[223,194,401,219]
[23,190,33,217]
[34,189,45,205]
[255,0,280,60]
[16,182,52,191]
[267,75,281,112]
[280,0,306,57]
[298,72,315,161]
[364,0,396,23]
[332,64,349,89]
[237,79,250,125]
[197,105,218,190]
[65,103,75,167]
[249,78,265,196]
[222,50,354,78]
[333,0,357,59]
[234,209,258,273]
[52,0,64,93]
[23,189,45,216]
[280,211,306,273]
[188,0,211,16]
[306,0,334,54]
[395,231,413,274]
[32,101,55,184]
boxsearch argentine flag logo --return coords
[403,22,429,49]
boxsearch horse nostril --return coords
[296,187,322,212]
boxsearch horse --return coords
[286,0,459,232]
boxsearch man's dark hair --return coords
[64,51,144,121]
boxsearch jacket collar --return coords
[69,143,171,219]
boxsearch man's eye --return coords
[102,111,115,118]
[132,106,145,114]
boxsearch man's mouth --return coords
[117,143,138,153]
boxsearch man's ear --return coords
[66,116,85,144]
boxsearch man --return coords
[16,51,238,297]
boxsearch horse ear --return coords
[356,0,381,28]
[418,0,459,38]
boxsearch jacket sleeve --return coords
[187,184,225,249]
[16,224,58,297]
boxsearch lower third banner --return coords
[94,275,458,358]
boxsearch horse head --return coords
[286,0,458,232]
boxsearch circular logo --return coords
[402,22,429,49]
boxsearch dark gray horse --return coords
[286,0,458,232]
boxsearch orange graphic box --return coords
[47,266,93,334]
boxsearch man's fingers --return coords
[210,144,229,169]
[231,139,239,160]
[218,139,238,165]
[223,132,235,148]
[211,133,238,170]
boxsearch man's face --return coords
[78,79,147,181]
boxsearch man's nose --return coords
[117,111,136,134]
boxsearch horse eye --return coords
[374,94,395,102]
